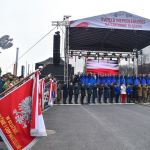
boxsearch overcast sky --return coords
[0,0,150,75]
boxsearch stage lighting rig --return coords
[127,54,130,58]
[119,54,122,58]
[71,51,73,57]
[78,52,82,59]
[104,53,108,57]
[112,53,116,56]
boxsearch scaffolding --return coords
[52,16,71,86]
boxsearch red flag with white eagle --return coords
[39,78,45,110]
[0,79,38,150]
[30,72,47,137]
[48,79,53,106]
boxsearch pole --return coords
[64,27,67,83]
[141,51,143,75]
[63,16,70,86]
[15,48,19,76]
[66,26,69,85]
[136,50,138,76]
[28,64,30,75]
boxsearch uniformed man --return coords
[86,83,92,104]
[73,83,80,104]
[92,83,97,103]
[80,84,86,104]
[62,82,68,104]
[98,84,103,103]
[68,82,74,104]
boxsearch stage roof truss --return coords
[69,11,150,53]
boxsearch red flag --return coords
[48,79,53,106]
[0,79,38,150]
[39,79,45,110]
[30,72,47,137]
[52,82,57,99]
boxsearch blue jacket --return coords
[114,86,120,95]
[126,86,131,95]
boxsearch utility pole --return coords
[15,48,19,76]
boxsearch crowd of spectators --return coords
[0,73,24,97]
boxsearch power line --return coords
[4,26,57,73]
[19,26,57,60]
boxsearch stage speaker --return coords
[53,31,60,64]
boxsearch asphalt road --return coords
[1,104,150,150]
[32,104,150,150]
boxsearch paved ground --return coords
[32,104,150,150]
[1,104,150,150]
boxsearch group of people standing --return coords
[56,73,150,104]
[59,82,150,104]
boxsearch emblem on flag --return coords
[13,96,32,128]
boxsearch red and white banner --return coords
[39,78,45,109]
[0,79,38,150]
[52,82,57,99]
[70,11,150,31]
[48,79,53,106]
[30,72,47,137]
[86,59,119,75]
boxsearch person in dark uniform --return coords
[98,84,103,103]
[68,82,73,104]
[56,82,62,104]
[92,83,97,103]
[86,83,92,104]
[114,84,120,103]
[109,84,115,103]
[103,84,109,103]
[62,82,68,104]
[126,84,131,103]
[132,85,138,103]
[80,84,86,104]
[73,83,80,104]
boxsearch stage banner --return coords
[0,79,38,150]
[70,11,150,31]
[86,59,119,75]
[30,72,47,137]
